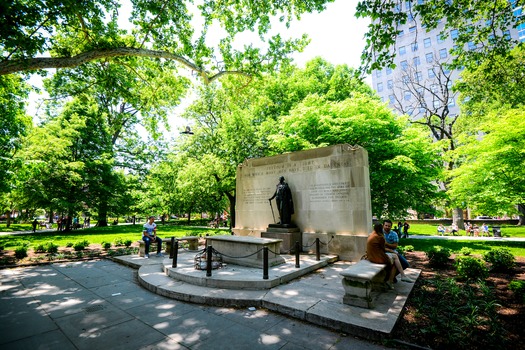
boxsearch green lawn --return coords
[407,223,525,238]
[0,224,229,249]
[1,222,524,257]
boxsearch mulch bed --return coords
[393,251,525,349]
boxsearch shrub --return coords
[80,239,90,247]
[114,237,124,246]
[14,246,28,259]
[45,242,59,254]
[124,239,132,247]
[66,242,74,248]
[459,247,472,256]
[34,243,46,253]
[73,242,86,251]
[102,242,112,250]
[404,245,414,252]
[455,256,489,281]
[508,280,525,303]
[483,248,516,272]
[426,246,451,267]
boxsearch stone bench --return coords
[137,236,199,257]
[339,260,388,309]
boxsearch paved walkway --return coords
[0,258,394,350]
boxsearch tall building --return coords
[372,3,524,120]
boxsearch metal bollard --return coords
[206,245,213,277]
[169,236,175,259]
[172,240,179,268]
[316,237,320,261]
[295,241,300,268]
[263,247,269,280]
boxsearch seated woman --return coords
[437,224,446,236]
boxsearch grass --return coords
[1,222,524,257]
[0,224,229,249]
[407,223,525,238]
[401,238,525,257]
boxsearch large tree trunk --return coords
[226,192,235,229]
[5,211,11,228]
[452,207,465,229]
[517,203,525,226]
[97,200,109,227]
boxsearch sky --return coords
[28,0,370,136]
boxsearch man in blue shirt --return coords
[142,216,163,258]
[383,219,410,270]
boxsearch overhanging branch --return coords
[0,47,251,83]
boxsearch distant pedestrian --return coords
[402,221,410,238]
[32,219,38,233]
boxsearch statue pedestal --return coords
[261,224,302,254]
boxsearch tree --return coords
[448,108,525,224]
[0,75,31,226]
[356,0,524,73]
[389,52,464,223]
[450,46,525,224]
[267,93,441,219]
[0,0,329,79]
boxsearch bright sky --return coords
[28,0,370,135]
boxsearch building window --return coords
[401,60,408,70]
[376,70,382,78]
[399,46,407,55]
[448,98,455,107]
[426,52,433,63]
[402,75,409,83]
[377,82,383,92]
[413,56,421,66]
[386,67,393,75]
[409,26,417,33]
[415,71,423,81]
[428,68,435,78]
[450,29,459,40]
[411,42,418,52]
[439,48,448,58]
[431,84,438,93]
[389,95,395,103]
[433,99,441,108]
[405,92,412,101]
[468,41,477,50]
[437,34,445,43]
[419,107,426,114]
[424,37,431,47]
[387,80,393,89]
[398,29,405,37]
[416,87,424,97]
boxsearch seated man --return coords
[437,224,446,236]
[142,216,163,258]
[383,219,410,270]
[450,223,458,236]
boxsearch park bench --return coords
[137,236,200,257]
[339,259,389,309]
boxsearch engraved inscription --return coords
[309,182,350,203]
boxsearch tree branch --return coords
[0,47,251,83]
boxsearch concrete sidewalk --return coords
[0,258,395,350]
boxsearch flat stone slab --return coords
[205,235,285,268]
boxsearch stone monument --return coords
[233,144,372,261]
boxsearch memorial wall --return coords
[233,144,372,260]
